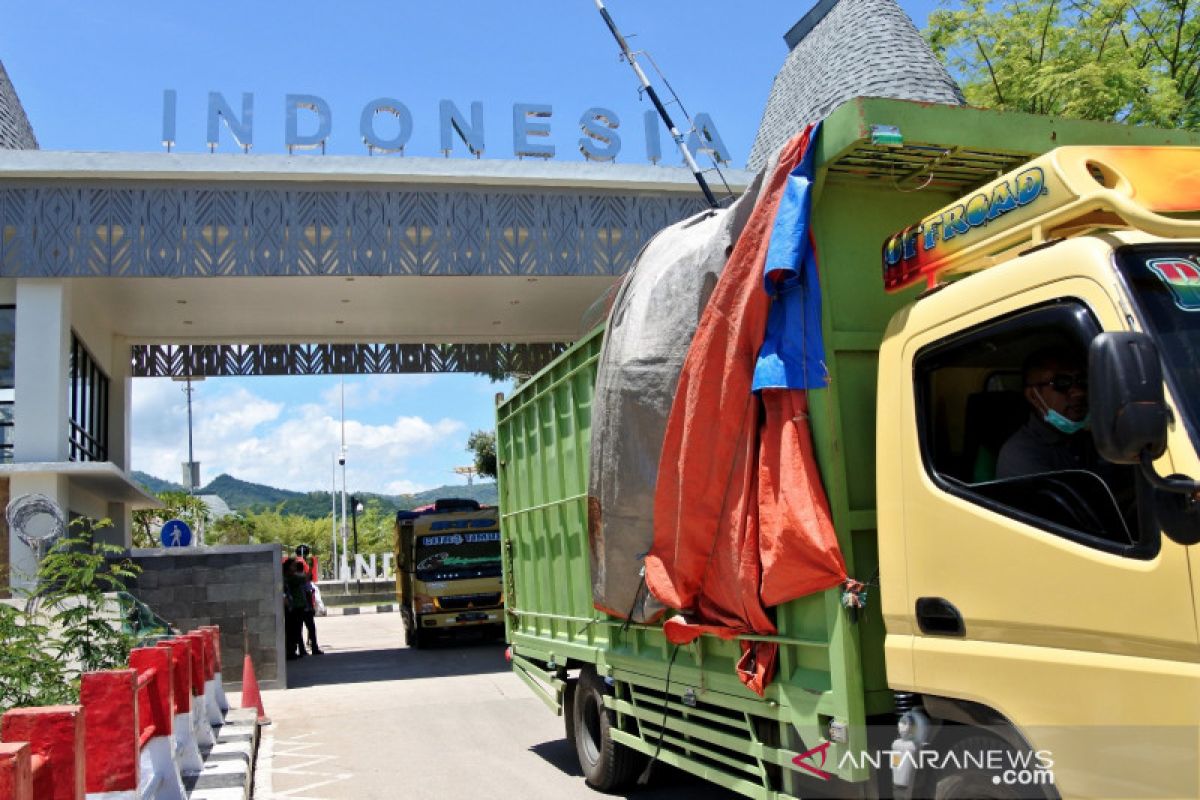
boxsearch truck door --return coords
[897,276,1200,795]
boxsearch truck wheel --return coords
[571,667,643,792]
[407,626,427,649]
[933,737,1042,799]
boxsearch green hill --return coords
[131,471,184,495]
[130,470,497,518]
[404,482,498,509]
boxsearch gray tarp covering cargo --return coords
[586,173,764,623]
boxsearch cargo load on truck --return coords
[587,169,759,625]
[589,125,856,694]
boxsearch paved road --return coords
[254,612,737,800]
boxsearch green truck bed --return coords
[495,97,1200,799]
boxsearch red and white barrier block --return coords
[0,742,33,800]
[129,648,186,800]
[197,627,230,715]
[0,705,85,800]
[79,655,186,800]
[178,635,215,751]
[189,631,223,728]
[0,625,258,800]
[153,639,202,774]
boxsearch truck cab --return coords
[877,147,1200,797]
[394,498,504,648]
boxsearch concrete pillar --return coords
[107,335,133,546]
[13,280,70,464]
[109,335,132,472]
[10,280,72,593]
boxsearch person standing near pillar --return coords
[295,544,323,655]
[284,557,309,660]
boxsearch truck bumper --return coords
[420,609,503,629]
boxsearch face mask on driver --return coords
[1032,388,1090,435]
[1044,408,1090,435]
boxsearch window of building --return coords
[913,299,1154,559]
[69,333,109,463]
[0,306,14,463]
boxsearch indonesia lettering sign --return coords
[162,90,730,164]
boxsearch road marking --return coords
[265,731,353,799]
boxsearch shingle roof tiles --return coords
[747,0,962,170]
[0,61,37,150]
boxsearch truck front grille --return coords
[437,593,502,611]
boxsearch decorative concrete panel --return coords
[0,183,706,278]
[132,342,569,378]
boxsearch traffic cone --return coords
[241,653,270,724]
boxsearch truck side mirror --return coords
[1090,332,1200,546]
[1088,332,1169,464]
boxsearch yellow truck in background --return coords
[497,98,1200,799]
[394,498,504,648]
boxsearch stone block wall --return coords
[122,544,287,689]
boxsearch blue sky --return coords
[2,0,941,494]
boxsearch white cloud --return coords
[133,379,467,495]
[319,375,439,411]
[385,478,429,495]
[196,389,282,439]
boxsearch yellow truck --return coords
[497,98,1200,799]
[394,498,504,648]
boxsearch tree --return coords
[466,430,497,480]
[131,491,212,548]
[209,511,260,545]
[926,0,1200,128]
[35,522,140,677]
[0,519,141,715]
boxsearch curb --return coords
[251,720,273,800]
[322,603,397,616]
[187,707,259,800]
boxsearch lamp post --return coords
[339,447,348,591]
[338,379,348,590]
[350,496,364,591]
[330,451,338,581]
[172,375,206,545]
[171,375,206,492]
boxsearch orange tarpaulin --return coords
[645,127,847,696]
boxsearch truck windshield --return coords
[1114,244,1200,449]
[414,529,501,581]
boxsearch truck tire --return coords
[407,626,428,649]
[571,667,643,792]
[933,736,1047,800]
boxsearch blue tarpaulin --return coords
[752,121,828,392]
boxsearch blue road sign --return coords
[161,519,192,547]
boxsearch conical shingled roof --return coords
[747,0,962,170]
[0,60,37,150]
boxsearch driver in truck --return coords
[996,347,1095,478]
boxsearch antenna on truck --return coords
[593,0,721,209]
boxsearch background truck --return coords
[393,498,504,648]
[496,96,1200,799]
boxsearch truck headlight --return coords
[414,594,438,614]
